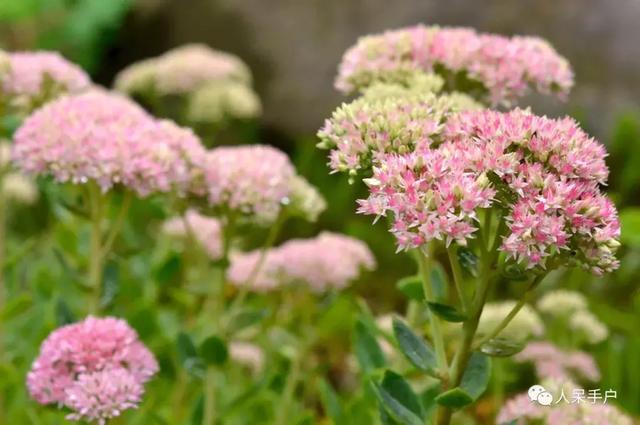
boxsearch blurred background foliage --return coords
[1,0,640,422]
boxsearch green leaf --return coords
[1,294,32,320]
[227,308,269,334]
[378,404,400,425]
[478,337,525,357]
[100,261,119,308]
[199,336,228,366]
[380,371,423,419]
[426,302,467,322]
[435,353,490,409]
[421,382,441,419]
[460,352,491,399]
[177,332,198,363]
[430,264,449,302]
[457,247,478,277]
[392,318,437,374]
[55,298,76,326]
[396,276,423,301]
[177,332,205,377]
[371,377,423,425]
[435,388,473,408]
[319,379,345,425]
[353,319,386,374]
[155,254,181,285]
[500,264,529,282]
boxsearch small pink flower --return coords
[162,210,223,260]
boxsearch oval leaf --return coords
[479,337,525,358]
[435,388,473,409]
[426,302,466,322]
[460,352,491,399]
[200,335,228,366]
[354,319,386,374]
[396,276,424,301]
[392,318,437,374]
[372,382,423,425]
[380,371,423,419]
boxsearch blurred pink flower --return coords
[336,25,573,105]
[228,232,376,292]
[3,51,90,97]
[515,341,600,382]
[27,316,158,406]
[12,91,207,196]
[496,393,545,425]
[65,368,143,424]
[204,145,295,223]
[162,210,223,260]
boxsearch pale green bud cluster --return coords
[285,175,327,222]
[188,80,261,124]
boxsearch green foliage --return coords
[392,318,437,374]
[426,302,466,322]
[199,336,228,366]
[372,371,423,425]
[353,318,386,374]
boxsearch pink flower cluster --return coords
[2,51,91,98]
[162,209,223,260]
[515,341,600,382]
[204,145,295,223]
[358,109,619,273]
[498,393,632,425]
[358,149,494,249]
[12,91,207,197]
[228,232,376,292]
[336,25,573,105]
[27,316,158,422]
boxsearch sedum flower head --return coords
[336,25,573,105]
[358,109,620,274]
[229,341,264,374]
[317,87,480,179]
[477,301,544,342]
[162,209,223,260]
[64,368,143,424]
[515,341,600,382]
[188,80,261,123]
[12,91,207,197]
[27,316,158,406]
[537,289,588,317]
[285,175,327,222]
[115,44,251,96]
[569,310,609,345]
[228,232,376,292]
[203,145,295,224]
[2,51,90,107]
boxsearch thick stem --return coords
[446,245,468,314]
[203,366,216,425]
[436,251,495,425]
[88,184,104,315]
[416,248,449,374]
